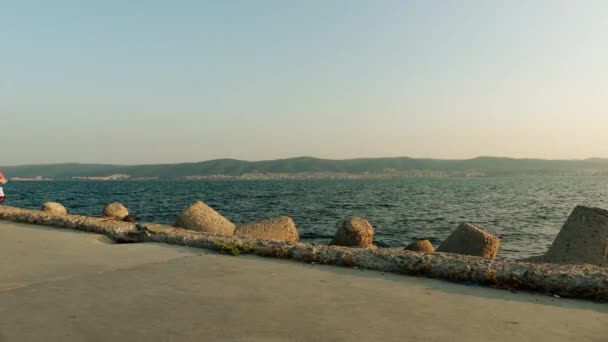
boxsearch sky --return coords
[1,0,608,165]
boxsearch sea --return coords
[3,176,608,259]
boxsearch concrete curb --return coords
[0,205,144,242]
[2,205,607,301]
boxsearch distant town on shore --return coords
[4,156,608,181]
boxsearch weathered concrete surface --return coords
[0,205,143,242]
[2,205,608,301]
[331,216,374,247]
[102,202,129,220]
[235,216,299,242]
[0,222,200,290]
[175,200,236,235]
[437,222,500,258]
[405,239,435,253]
[0,221,606,342]
[41,202,68,215]
[144,224,608,300]
[542,206,608,267]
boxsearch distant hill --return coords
[4,157,608,179]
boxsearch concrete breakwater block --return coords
[436,223,500,258]
[542,206,608,267]
[41,202,68,216]
[405,240,435,253]
[331,216,375,248]
[174,200,236,236]
[102,202,129,220]
[235,216,299,242]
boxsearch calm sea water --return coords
[3,177,608,259]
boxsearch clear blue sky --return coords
[2,0,607,165]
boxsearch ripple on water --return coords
[3,176,608,259]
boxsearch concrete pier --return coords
[0,221,606,341]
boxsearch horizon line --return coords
[4,155,608,168]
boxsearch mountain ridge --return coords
[4,156,608,179]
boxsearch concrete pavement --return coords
[0,221,606,341]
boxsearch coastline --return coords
[1,205,607,301]
[0,220,605,341]
[10,173,608,181]
[7,156,608,180]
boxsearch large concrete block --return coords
[436,223,500,258]
[543,206,608,267]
